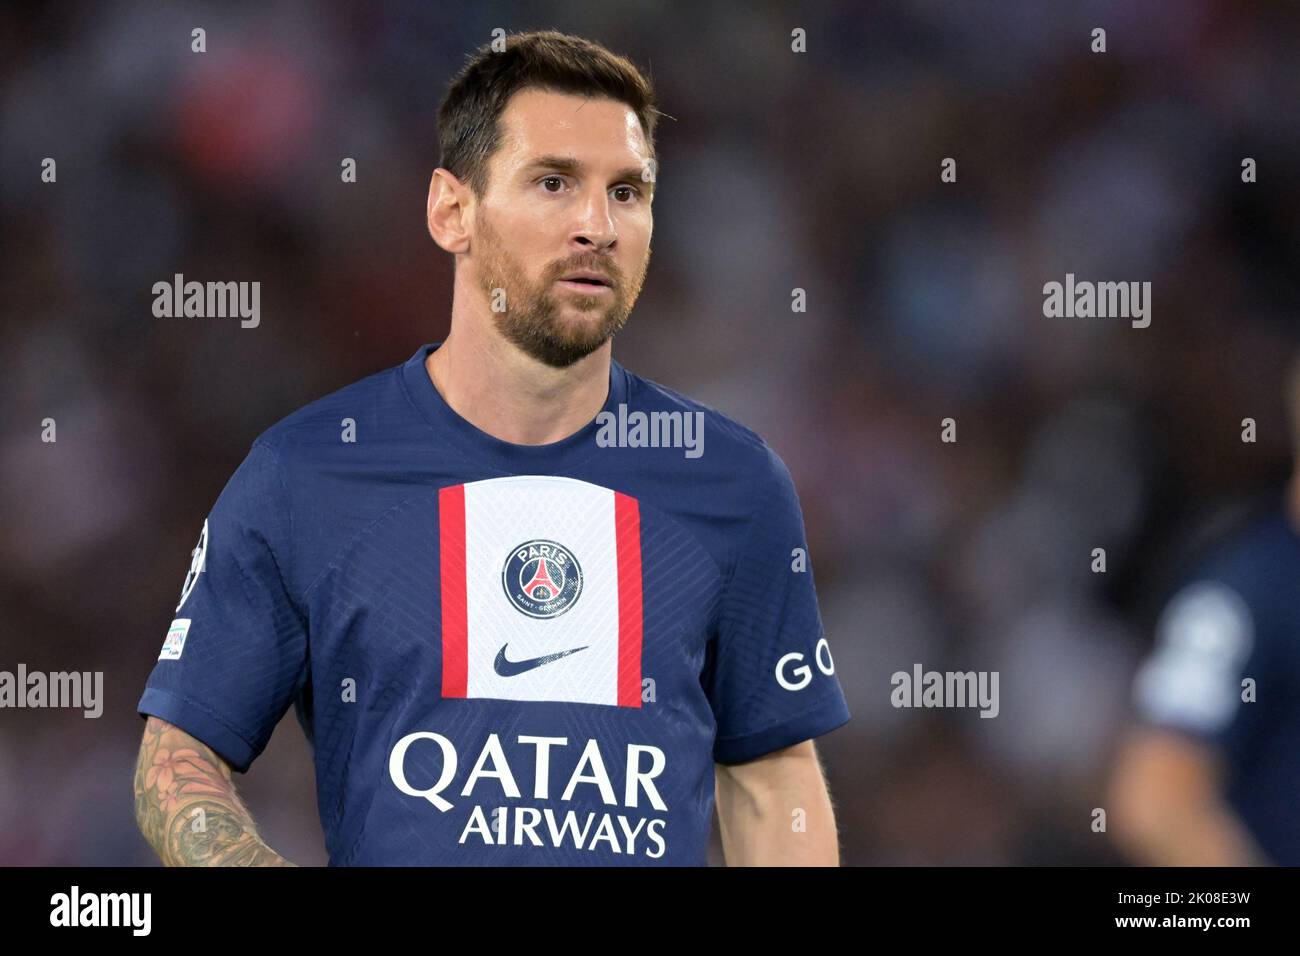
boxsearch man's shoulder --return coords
[617,364,808,582]
[249,356,413,462]
[621,364,789,483]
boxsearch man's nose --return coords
[571,188,617,250]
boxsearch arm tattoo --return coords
[133,716,296,866]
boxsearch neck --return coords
[426,301,612,446]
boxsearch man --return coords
[134,30,850,866]
[1108,351,1300,866]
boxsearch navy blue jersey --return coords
[138,343,851,865]
[1132,503,1300,865]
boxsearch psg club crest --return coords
[502,540,583,619]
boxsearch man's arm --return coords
[1107,726,1271,866]
[133,715,296,866]
[714,739,840,866]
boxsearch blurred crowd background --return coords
[2,0,1299,865]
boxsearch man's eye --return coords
[613,185,639,202]
[541,176,565,192]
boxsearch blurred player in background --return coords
[1108,351,1300,866]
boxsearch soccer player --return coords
[133,30,851,866]
[1108,351,1300,866]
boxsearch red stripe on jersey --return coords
[615,491,643,707]
[439,484,468,698]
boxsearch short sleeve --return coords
[706,447,851,764]
[137,440,309,773]
[1132,579,1257,749]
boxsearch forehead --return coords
[494,88,651,166]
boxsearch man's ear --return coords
[427,167,472,255]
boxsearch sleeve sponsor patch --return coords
[159,618,191,660]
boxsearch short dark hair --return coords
[437,30,660,199]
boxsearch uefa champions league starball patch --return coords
[502,540,583,619]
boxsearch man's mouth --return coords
[557,272,614,293]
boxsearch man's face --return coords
[468,88,655,368]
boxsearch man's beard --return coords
[473,210,649,369]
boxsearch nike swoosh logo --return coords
[494,643,589,677]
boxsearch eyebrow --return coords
[524,154,656,191]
